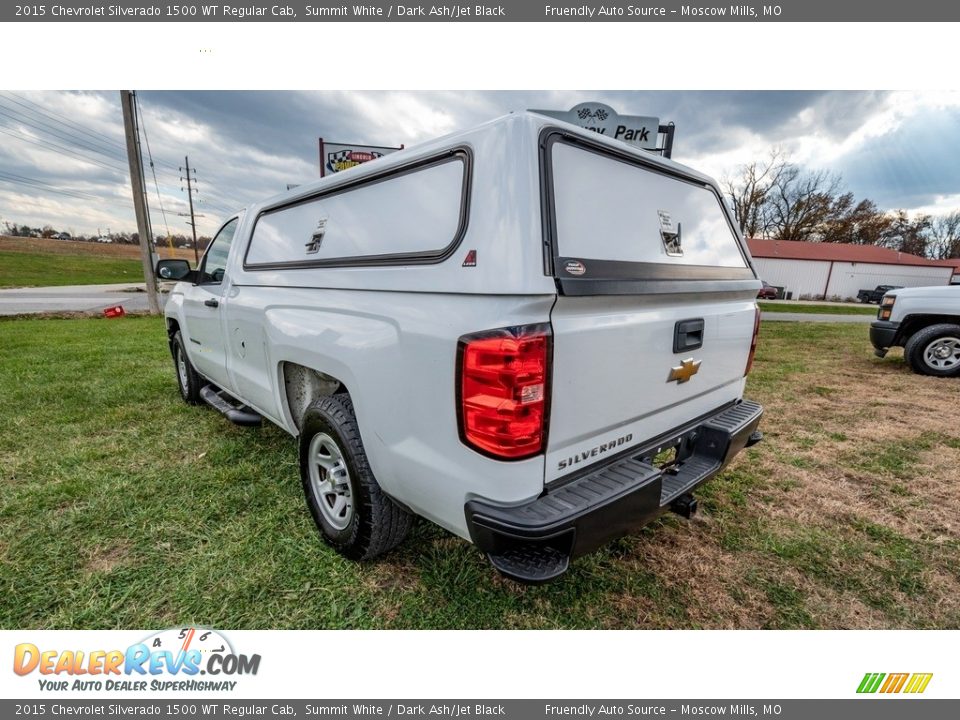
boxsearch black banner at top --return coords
[4,0,957,22]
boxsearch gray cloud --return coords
[0,90,954,238]
[836,104,960,209]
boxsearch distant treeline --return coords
[2,221,212,250]
[724,148,960,260]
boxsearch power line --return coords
[0,92,239,230]
[181,155,200,263]
[0,170,100,200]
[135,94,172,252]
[1,91,181,172]
[2,91,130,153]
[130,91,155,251]
[0,99,130,164]
[0,90,184,175]
[0,187,133,214]
[0,124,129,175]
[2,92,241,214]
[174,163,236,216]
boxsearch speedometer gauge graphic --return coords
[141,627,234,660]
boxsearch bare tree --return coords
[929,210,960,259]
[725,146,906,247]
[820,195,894,245]
[764,166,843,242]
[721,147,789,238]
[882,210,932,257]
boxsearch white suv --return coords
[156,112,764,583]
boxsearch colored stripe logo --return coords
[857,672,933,694]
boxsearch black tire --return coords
[171,331,202,404]
[903,323,960,378]
[299,394,413,560]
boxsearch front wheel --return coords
[904,324,960,378]
[299,394,413,560]
[171,331,202,404]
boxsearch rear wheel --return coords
[171,331,202,404]
[904,324,960,378]
[299,394,413,560]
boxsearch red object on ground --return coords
[103,305,126,318]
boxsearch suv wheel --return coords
[904,323,960,377]
[171,331,202,404]
[299,394,413,560]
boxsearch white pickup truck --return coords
[870,285,960,377]
[156,112,764,583]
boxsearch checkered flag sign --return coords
[325,146,389,174]
[576,107,609,123]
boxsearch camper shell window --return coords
[541,130,756,293]
[244,150,470,270]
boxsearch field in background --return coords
[759,301,878,316]
[1,317,958,629]
[0,236,194,288]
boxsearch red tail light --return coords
[457,324,551,460]
[745,307,761,376]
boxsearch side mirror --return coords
[156,258,192,281]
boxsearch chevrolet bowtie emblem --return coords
[668,358,701,384]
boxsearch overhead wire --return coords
[0,99,130,163]
[0,92,242,234]
[1,91,180,172]
[0,171,101,202]
[135,93,174,255]
[0,124,129,175]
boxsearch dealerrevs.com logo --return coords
[13,628,261,693]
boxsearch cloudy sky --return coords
[1,90,959,238]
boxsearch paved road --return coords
[0,283,167,316]
[762,312,874,323]
[0,285,875,323]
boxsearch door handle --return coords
[204,298,219,308]
[673,318,704,353]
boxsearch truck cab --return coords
[871,285,960,377]
[858,284,902,304]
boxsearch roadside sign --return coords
[530,102,661,150]
[319,139,403,176]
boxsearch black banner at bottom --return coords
[2,700,956,720]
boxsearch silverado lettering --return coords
[558,434,634,470]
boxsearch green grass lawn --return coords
[759,301,878,316]
[0,249,144,288]
[1,316,958,629]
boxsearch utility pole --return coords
[182,156,199,265]
[120,90,160,315]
